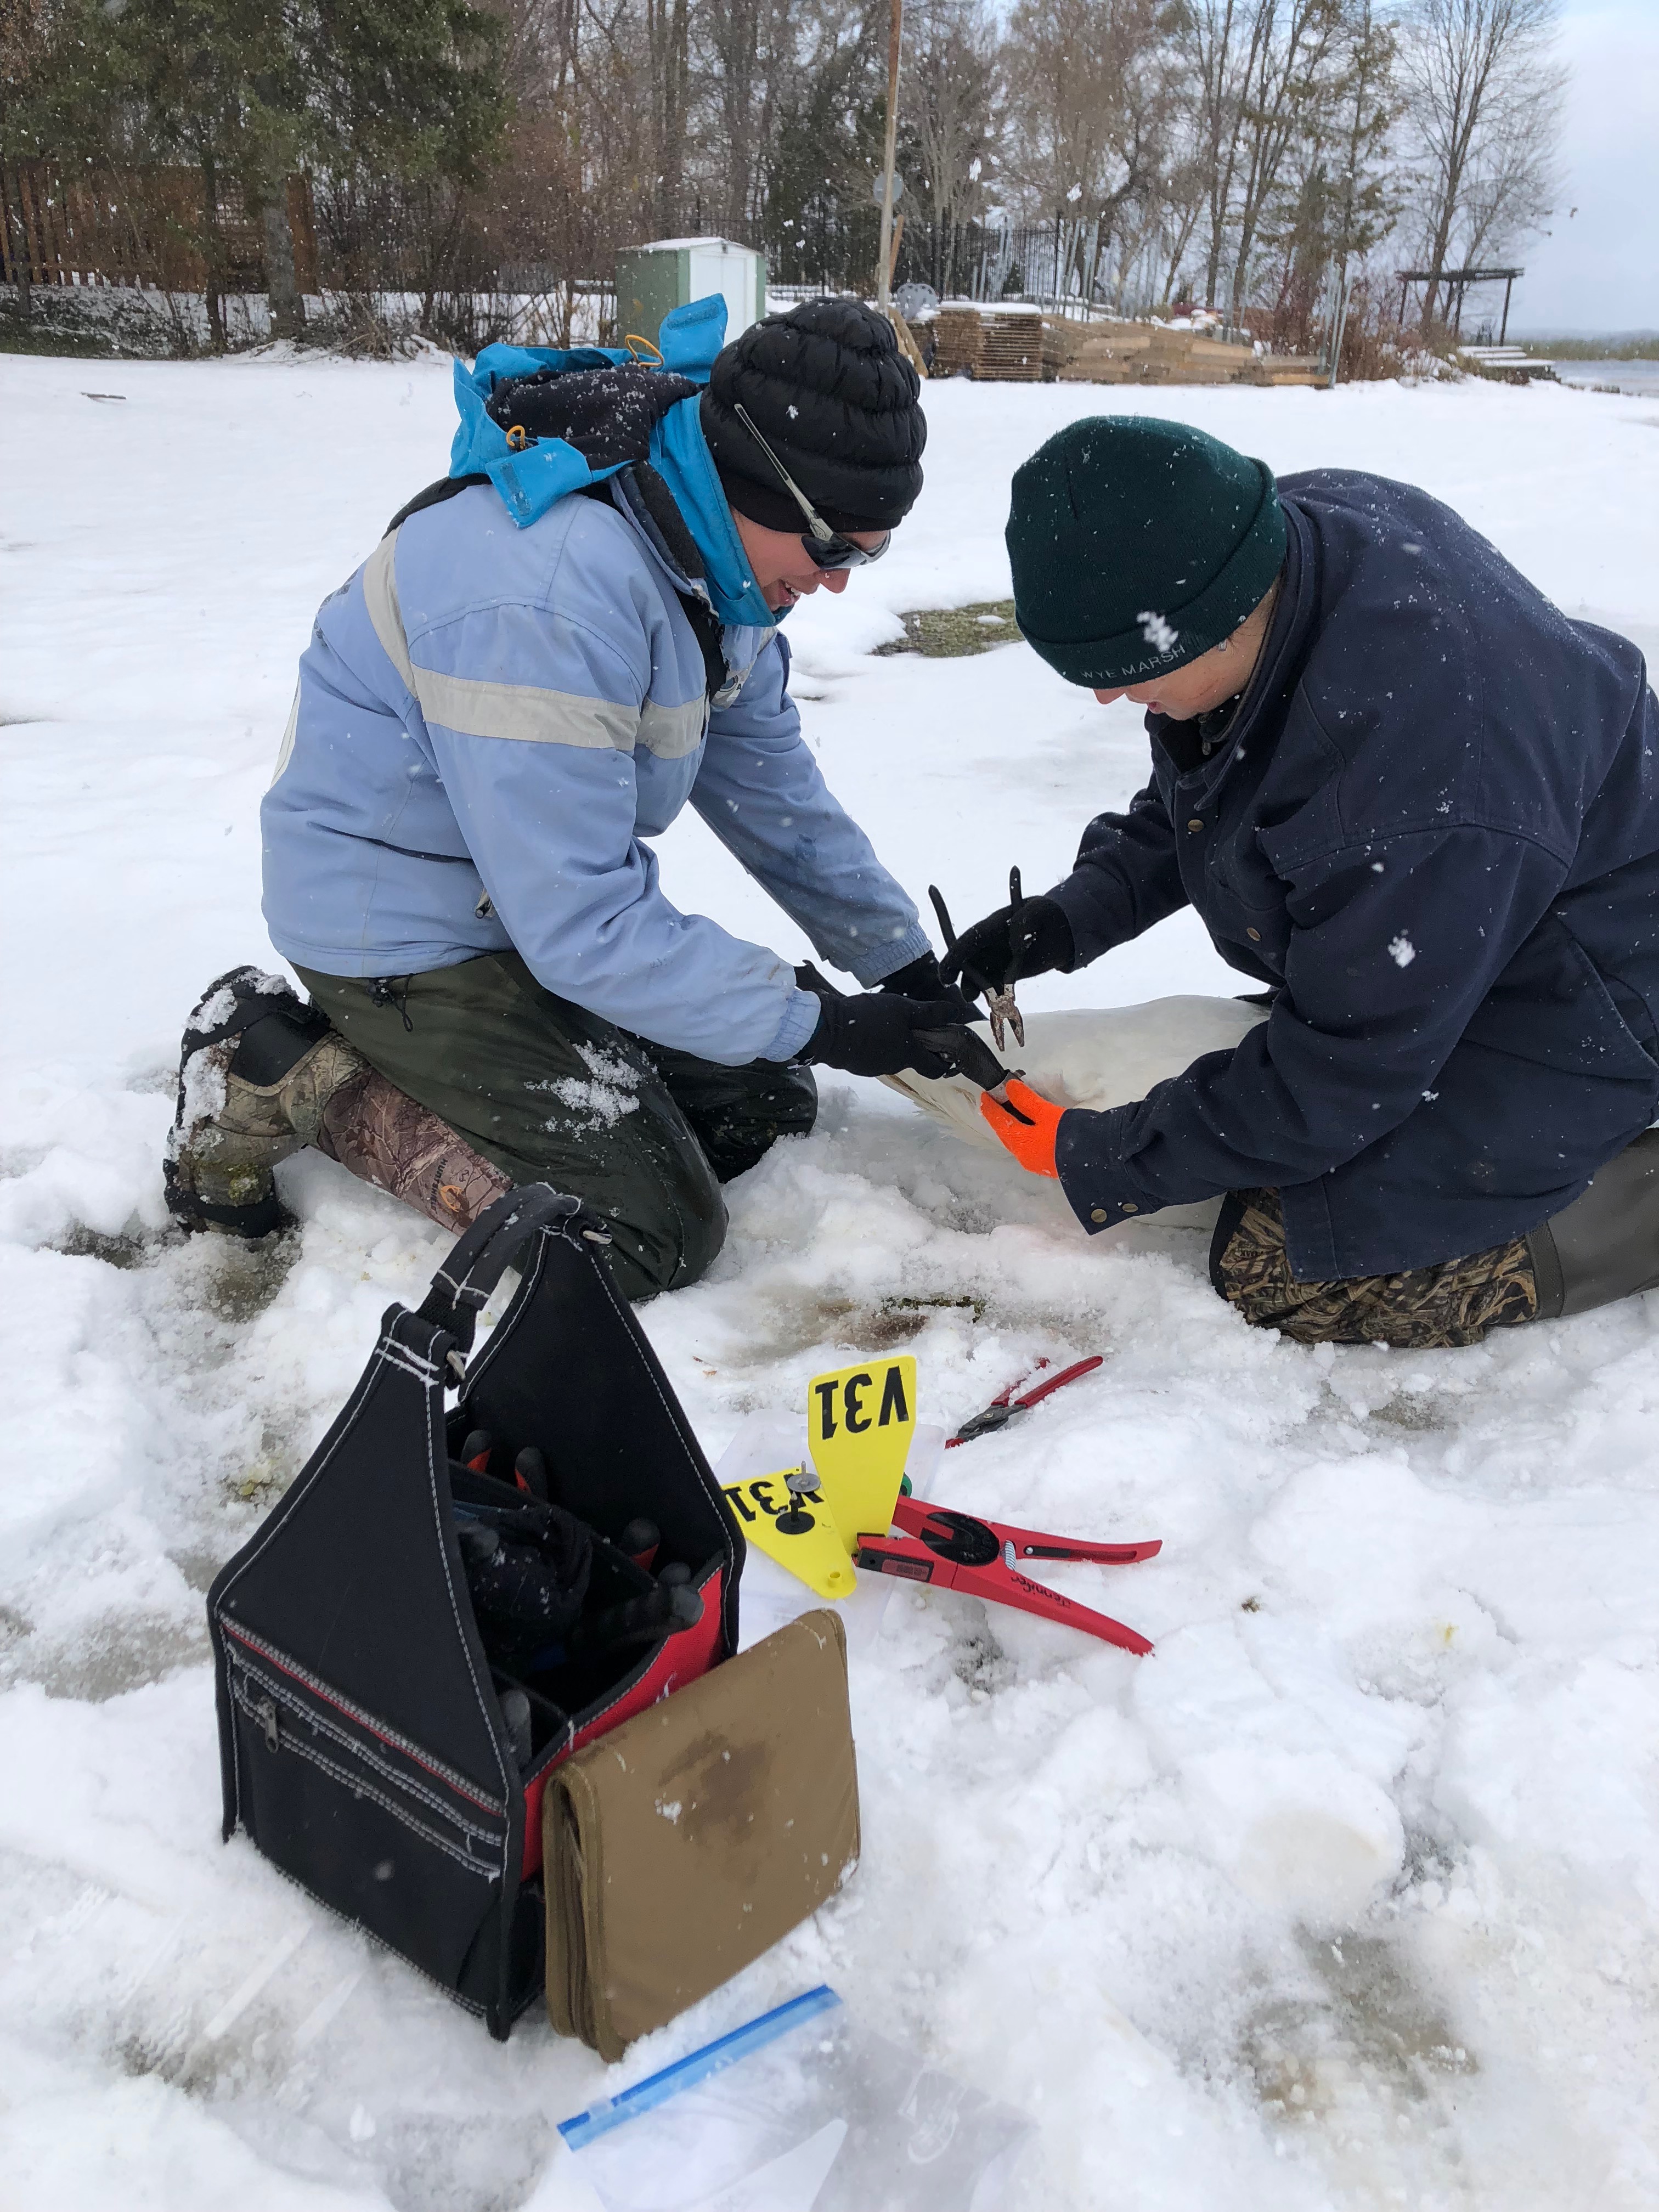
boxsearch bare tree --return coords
[1182,0,1259,310]
[8,0,1569,362]
[1328,0,1399,285]
[1177,0,1356,317]
[1396,0,1564,325]
[1248,0,1397,342]
[901,0,999,295]
[1222,0,1346,319]
[645,0,691,236]
[1002,0,1170,299]
[703,0,760,236]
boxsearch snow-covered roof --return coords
[633,236,759,255]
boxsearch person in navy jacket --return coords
[951,417,1659,1346]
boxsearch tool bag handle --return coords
[416,1184,610,1362]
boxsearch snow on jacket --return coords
[259,408,926,1068]
[1047,469,1659,1279]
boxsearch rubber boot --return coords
[165,966,368,1237]
[1526,1128,1659,1319]
[317,1067,512,1231]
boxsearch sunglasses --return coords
[734,404,890,571]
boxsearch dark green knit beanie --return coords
[1007,417,1286,686]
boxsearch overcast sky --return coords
[1506,0,1659,334]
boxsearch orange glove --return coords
[979,1079,1064,1177]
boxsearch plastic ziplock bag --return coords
[558,1984,1032,2211]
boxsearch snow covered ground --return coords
[3,351,1659,2212]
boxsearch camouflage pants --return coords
[1211,1188,1539,1348]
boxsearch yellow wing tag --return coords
[721,1470,857,1599]
[806,1355,916,1553]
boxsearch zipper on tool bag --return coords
[223,1623,509,1870]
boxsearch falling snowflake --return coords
[969,157,983,182]
[788,404,799,418]
[1138,610,1179,653]
[1387,934,1417,968]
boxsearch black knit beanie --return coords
[1007,417,1286,686]
[701,298,926,533]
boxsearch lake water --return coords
[1548,359,1659,396]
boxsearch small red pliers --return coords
[854,1494,1159,1655]
[947,1354,1104,1446]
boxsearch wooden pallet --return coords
[975,313,1064,381]
[931,308,986,377]
[928,306,1064,381]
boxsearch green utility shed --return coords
[616,239,768,353]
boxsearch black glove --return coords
[939,893,1075,996]
[795,966,984,1080]
[484,362,698,469]
[455,1503,593,1672]
[878,949,979,1024]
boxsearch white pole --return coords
[876,0,902,312]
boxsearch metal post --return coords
[1501,274,1513,344]
[1327,274,1351,389]
[875,0,902,313]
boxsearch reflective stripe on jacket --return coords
[260,462,926,1066]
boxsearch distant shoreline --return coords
[1549,360,1659,397]
[1512,334,1659,361]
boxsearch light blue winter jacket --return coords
[260,314,927,1066]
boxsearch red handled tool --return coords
[947,1354,1104,1445]
[855,1493,1159,1655]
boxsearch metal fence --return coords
[962,221,1122,318]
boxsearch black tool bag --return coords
[207,1187,743,2039]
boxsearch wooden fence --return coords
[2,162,318,293]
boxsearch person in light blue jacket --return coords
[166,299,977,1299]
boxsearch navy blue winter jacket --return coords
[1047,469,1659,1279]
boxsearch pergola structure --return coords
[1396,266,1524,341]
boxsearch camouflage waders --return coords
[1211,1187,1539,1348]
[316,1066,512,1229]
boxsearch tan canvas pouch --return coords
[543,1608,859,2061]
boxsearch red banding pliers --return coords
[854,1495,1159,1655]
[947,1355,1103,1446]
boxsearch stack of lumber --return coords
[931,307,986,376]
[1056,319,1323,388]
[975,312,1066,381]
[928,306,1324,387]
[1243,354,1324,387]
[928,306,1066,381]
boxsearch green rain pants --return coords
[295,952,817,1302]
